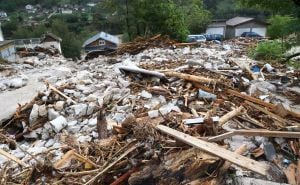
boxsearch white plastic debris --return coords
[148,110,159,118]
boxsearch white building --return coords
[41,33,62,54]
[0,41,16,62]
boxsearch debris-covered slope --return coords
[0,36,299,185]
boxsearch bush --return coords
[249,40,285,60]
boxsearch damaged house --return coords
[0,40,16,62]
[83,32,120,53]
[206,17,269,39]
[41,33,62,54]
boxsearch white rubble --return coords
[50,116,67,133]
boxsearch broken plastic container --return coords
[198,90,216,100]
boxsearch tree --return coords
[51,19,81,59]
[100,0,194,41]
[267,15,295,39]
[236,0,300,16]
[180,0,211,33]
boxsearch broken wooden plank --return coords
[164,71,218,84]
[209,144,248,185]
[0,148,27,167]
[219,106,245,126]
[208,130,300,142]
[245,101,287,125]
[227,89,276,110]
[46,82,77,104]
[97,109,108,139]
[156,125,269,176]
[84,145,137,185]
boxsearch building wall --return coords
[206,27,226,36]
[234,21,267,37]
[225,27,235,39]
[0,44,16,62]
[85,38,117,52]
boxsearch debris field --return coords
[0,35,299,185]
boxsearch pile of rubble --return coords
[0,36,299,185]
[0,55,69,92]
[17,46,60,58]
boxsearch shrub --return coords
[249,40,285,60]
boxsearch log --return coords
[156,125,269,176]
[228,89,300,119]
[118,66,167,81]
[164,71,218,84]
[245,101,287,125]
[227,89,276,110]
[46,82,76,104]
[218,106,245,126]
[208,130,300,142]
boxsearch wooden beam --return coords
[208,130,300,142]
[245,101,286,125]
[227,89,276,110]
[46,82,77,104]
[156,125,269,176]
[0,148,27,167]
[164,71,218,84]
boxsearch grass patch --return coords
[249,40,285,61]
[287,60,300,69]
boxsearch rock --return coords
[72,103,88,116]
[23,130,38,139]
[148,110,159,118]
[0,82,7,91]
[41,96,48,102]
[76,70,91,81]
[88,118,97,127]
[29,104,39,124]
[86,94,97,102]
[67,121,82,134]
[140,90,152,99]
[8,78,26,88]
[113,113,126,123]
[77,135,92,143]
[54,101,65,111]
[48,108,60,121]
[38,105,47,117]
[45,139,55,147]
[50,116,67,133]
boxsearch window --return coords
[99,40,105,45]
